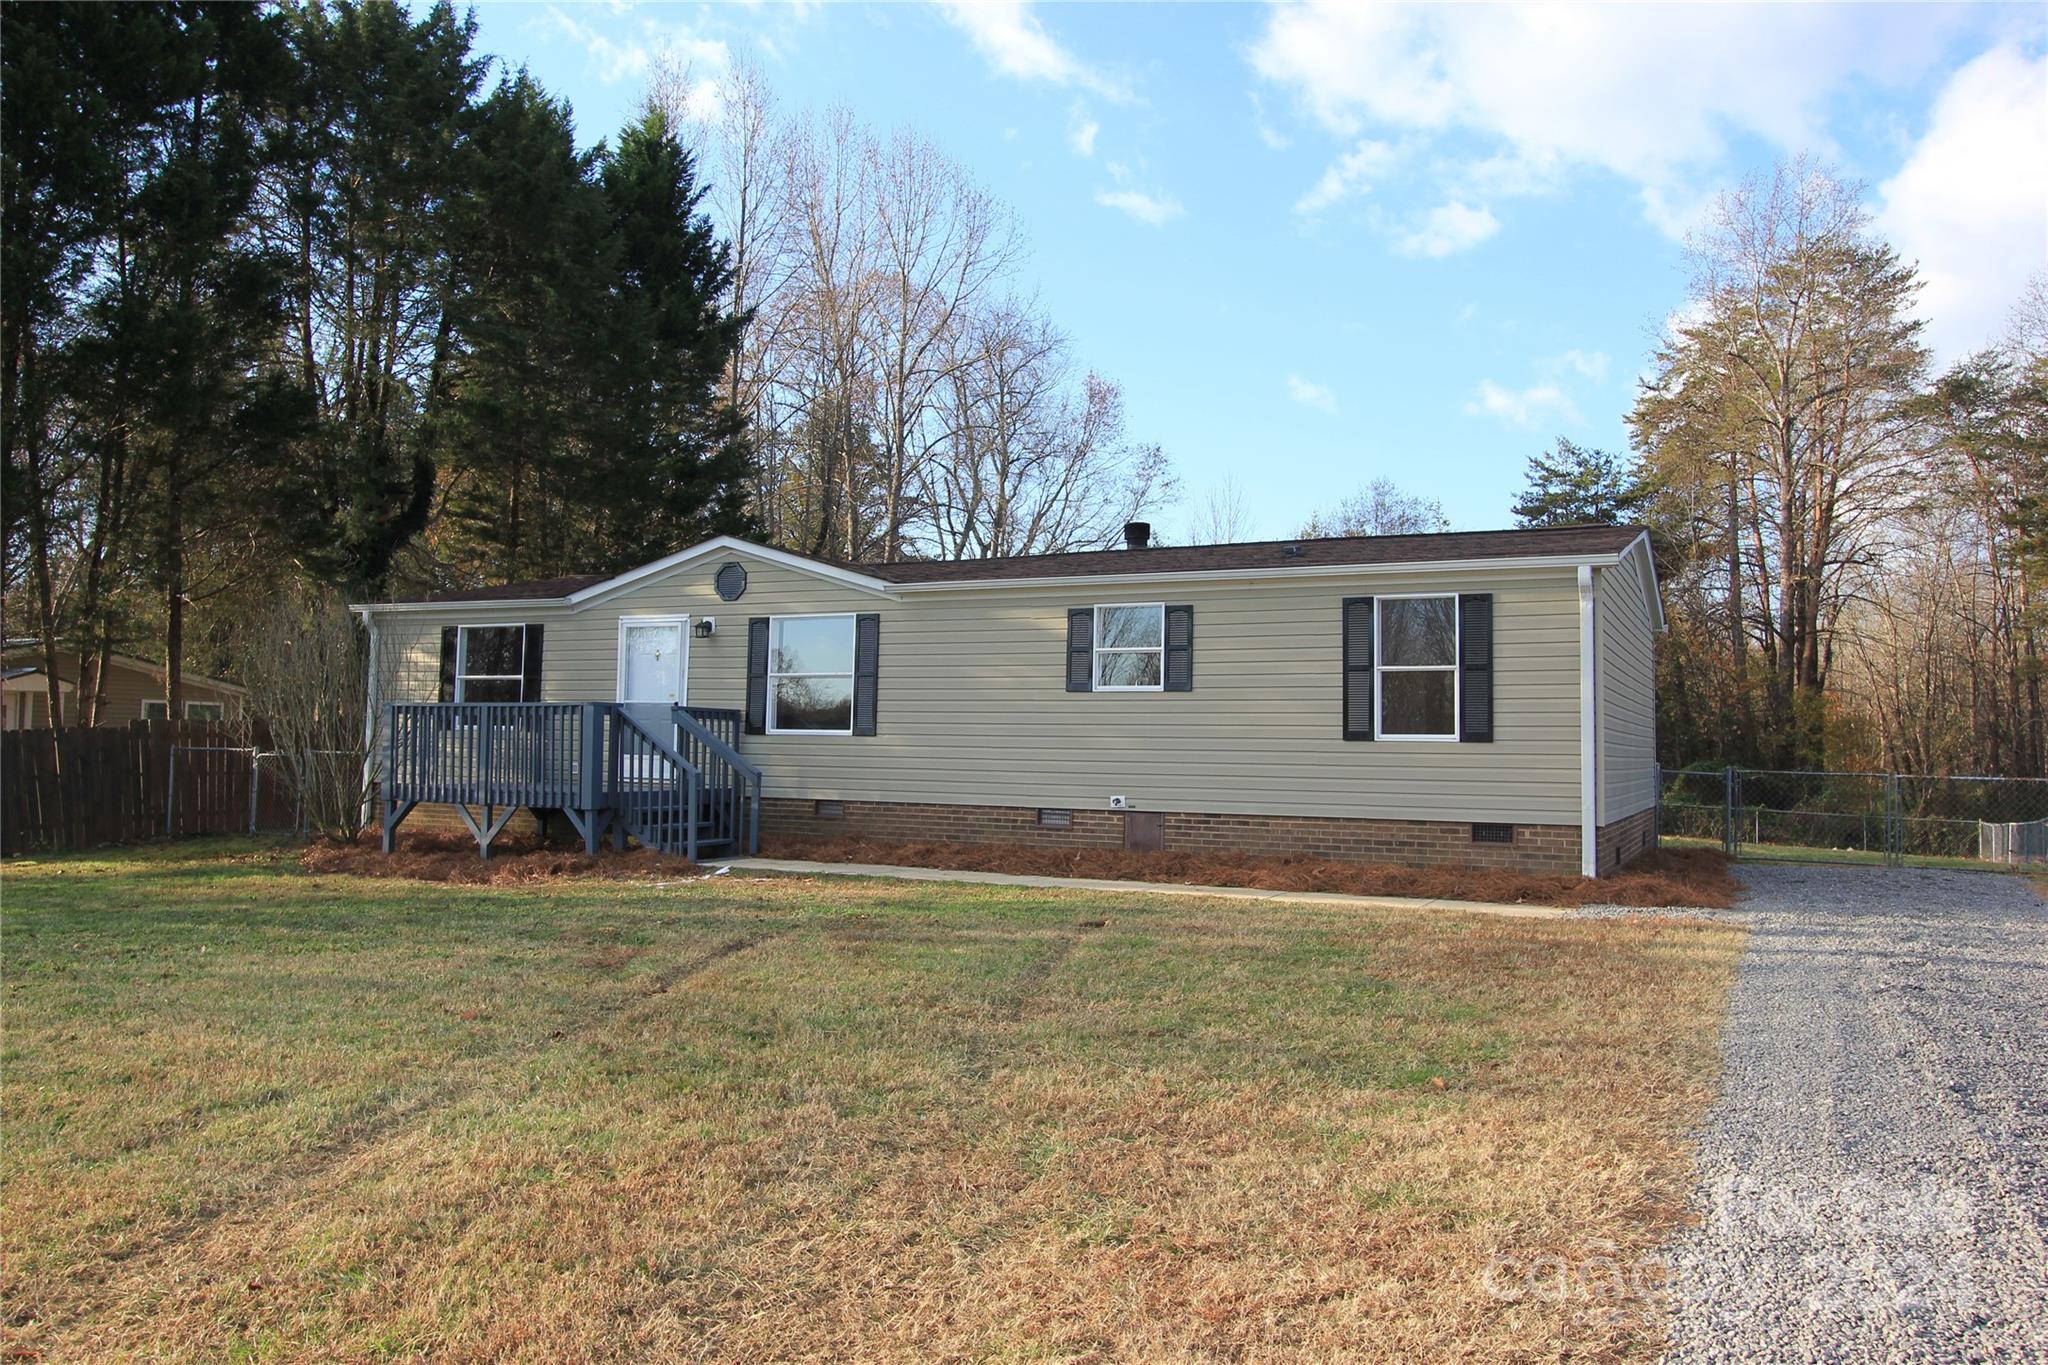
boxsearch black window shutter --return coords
[852,613,880,736]
[1459,593,1493,743]
[521,624,544,701]
[438,627,458,702]
[745,617,770,734]
[1066,609,1094,692]
[1342,597,1375,740]
[1164,604,1194,691]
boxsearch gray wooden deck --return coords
[382,702,758,860]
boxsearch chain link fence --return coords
[1657,765,2048,869]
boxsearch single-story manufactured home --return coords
[352,523,1662,876]
[1,644,245,730]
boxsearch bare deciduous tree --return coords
[232,585,388,840]
[1299,477,1449,538]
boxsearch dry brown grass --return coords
[3,840,1744,1362]
[768,836,1744,909]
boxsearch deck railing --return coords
[610,707,700,860]
[681,706,742,754]
[675,706,762,856]
[385,703,588,810]
[382,701,759,859]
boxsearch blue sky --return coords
[465,1,2047,541]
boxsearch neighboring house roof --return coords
[0,647,246,695]
[369,525,1651,611]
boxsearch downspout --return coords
[1578,565,1599,878]
[357,607,379,830]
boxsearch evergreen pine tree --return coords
[587,104,757,568]
[1511,438,1649,528]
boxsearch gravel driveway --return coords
[1659,864,2048,1363]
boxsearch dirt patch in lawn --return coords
[303,831,697,885]
[766,836,1741,909]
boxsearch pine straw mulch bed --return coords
[303,832,698,886]
[764,837,1743,909]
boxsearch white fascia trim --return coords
[566,536,898,608]
[1578,564,1600,879]
[892,550,1625,594]
[1622,531,1667,632]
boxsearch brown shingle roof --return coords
[858,523,1645,583]
[390,525,1644,603]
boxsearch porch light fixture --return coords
[693,618,716,638]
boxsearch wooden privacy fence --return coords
[1,720,299,855]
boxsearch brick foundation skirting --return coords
[380,795,1659,878]
[1595,806,1657,876]
[762,797,1584,874]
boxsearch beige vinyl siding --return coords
[100,663,240,724]
[0,655,242,727]
[1595,552,1658,820]
[374,551,1589,824]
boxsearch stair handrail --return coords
[609,705,702,861]
[673,706,762,855]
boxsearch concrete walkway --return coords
[718,856,1572,920]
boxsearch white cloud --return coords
[1068,108,1100,157]
[1553,348,1609,382]
[1294,138,1400,214]
[1252,2,1970,238]
[1250,91,1290,150]
[938,1,1131,102]
[1879,45,2048,362]
[545,7,729,92]
[1287,375,1338,412]
[1096,188,1184,226]
[1466,380,1576,427]
[1395,201,1499,257]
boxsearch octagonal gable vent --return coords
[714,562,748,602]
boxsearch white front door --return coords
[617,617,689,741]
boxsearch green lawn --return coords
[2,840,1743,1362]
[1659,832,2015,871]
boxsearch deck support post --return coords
[453,801,518,859]
[381,799,417,854]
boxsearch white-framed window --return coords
[767,614,855,734]
[1376,594,1459,740]
[1093,602,1165,691]
[456,624,527,703]
[144,698,226,721]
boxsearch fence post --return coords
[165,743,177,838]
[1723,765,1738,859]
[1885,773,1903,868]
[1653,761,1663,850]
[248,752,260,836]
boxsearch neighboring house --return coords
[0,644,246,730]
[352,523,1663,877]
